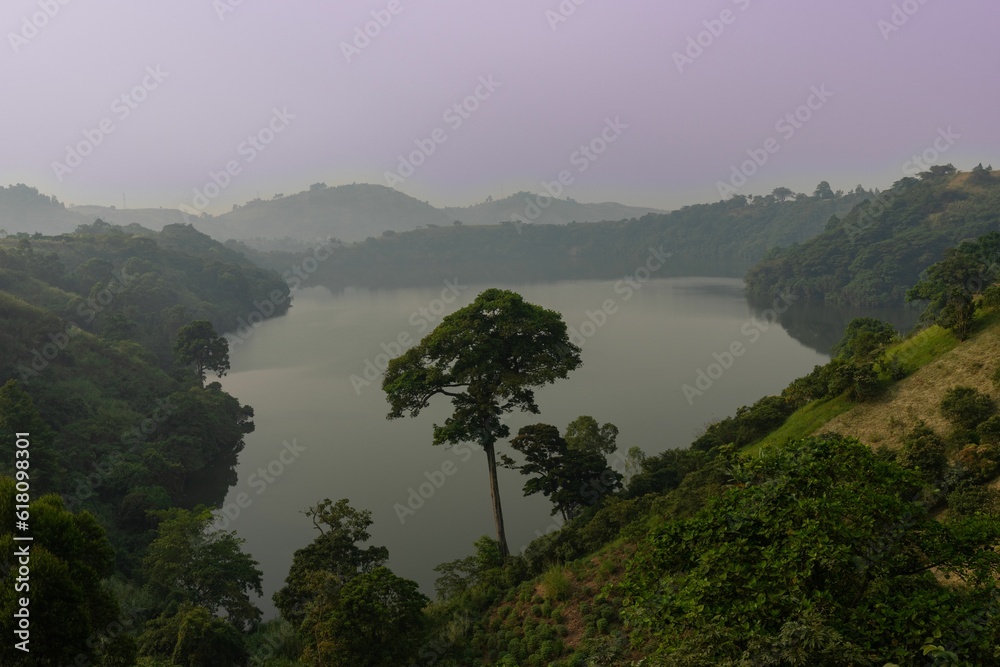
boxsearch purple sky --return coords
[2,0,997,213]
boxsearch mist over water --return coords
[213,276,855,615]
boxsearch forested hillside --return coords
[234,185,870,289]
[0,221,296,664]
[0,220,289,364]
[745,165,1000,306]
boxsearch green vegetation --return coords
[273,499,389,626]
[623,436,1000,666]
[0,478,122,666]
[746,165,1000,307]
[6,181,1000,665]
[501,418,623,521]
[173,320,231,383]
[235,185,869,289]
[0,221,288,663]
[383,288,583,557]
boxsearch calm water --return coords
[219,277,840,616]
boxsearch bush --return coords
[954,444,1000,483]
[898,423,947,483]
[540,566,571,602]
[948,484,1000,516]
[941,386,997,430]
[978,415,1000,445]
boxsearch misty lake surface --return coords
[218,277,889,616]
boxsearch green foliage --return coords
[173,320,230,382]
[383,288,583,555]
[563,416,619,456]
[833,317,899,361]
[0,221,289,365]
[745,168,1000,307]
[142,507,263,631]
[949,484,1000,517]
[244,618,304,666]
[691,395,796,452]
[0,478,120,666]
[977,415,1000,445]
[940,386,997,430]
[907,249,985,340]
[249,189,868,290]
[0,379,60,492]
[299,566,429,667]
[621,436,1000,665]
[624,448,707,498]
[273,498,389,625]
[433,535,504,602]
[138,603,247,667]
[897,423,948,484]
[539,565,572,602]
[503,421,622,521]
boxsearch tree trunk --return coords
[482,440,510,558]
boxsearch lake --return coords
[217,276,907,616]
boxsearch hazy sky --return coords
[2,0,997,213]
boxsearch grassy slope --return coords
[750,309,1000,454]
[819,310,1000,448]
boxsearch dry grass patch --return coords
[820,319,1000,449]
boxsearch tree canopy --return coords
[383,288,582,556]
[502,418,623,521]
[273,498,389,625]
[621,436,1000,665]
[174,320,231,382]
[142,507,263,632]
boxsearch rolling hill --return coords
[57,183,666,244]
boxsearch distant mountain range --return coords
[0,183,666,244]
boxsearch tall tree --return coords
[382,288,582,557]
[174,320,230,383]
